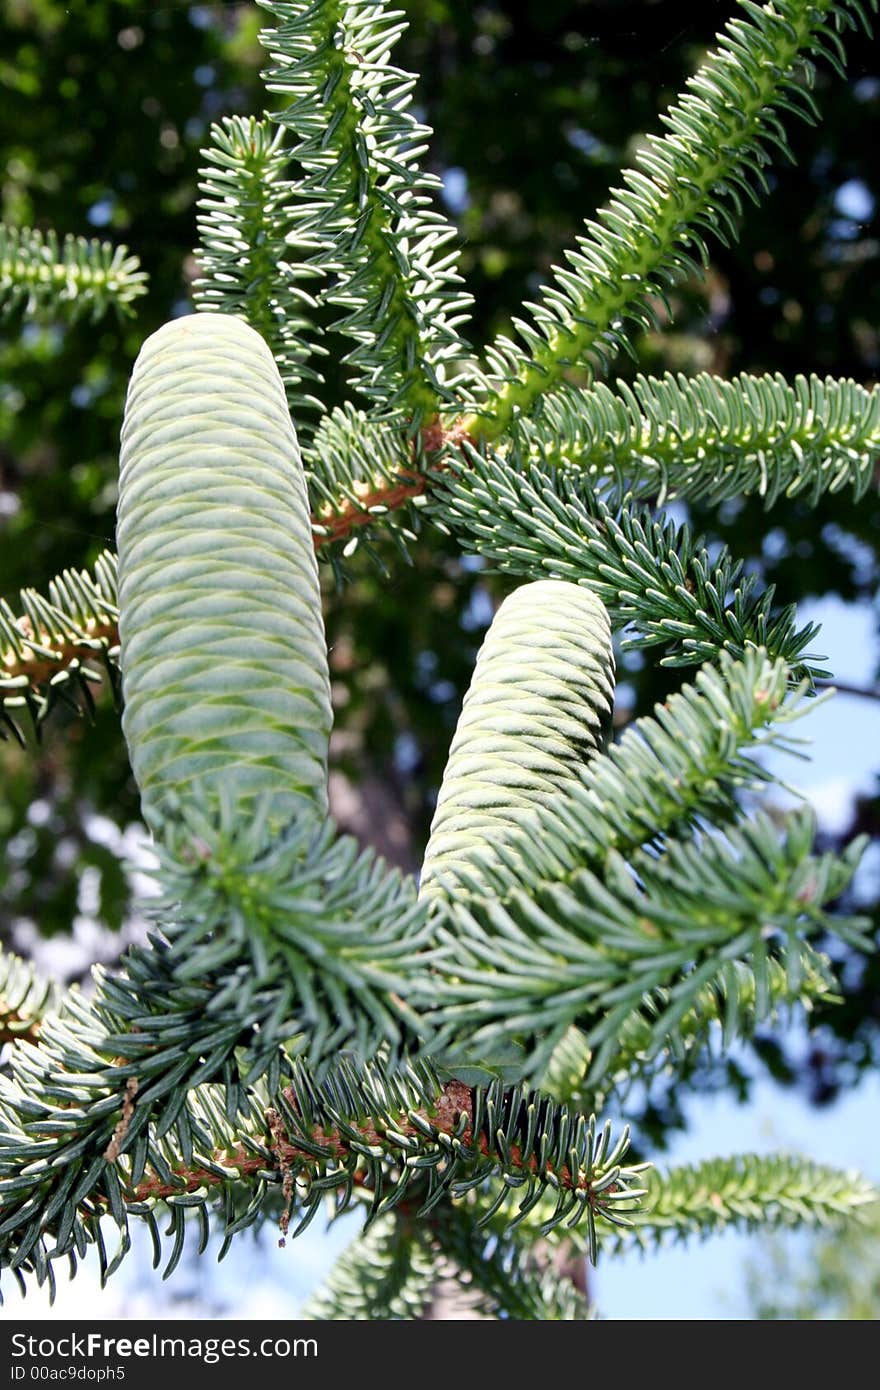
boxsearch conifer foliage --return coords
[0,0,878,1318]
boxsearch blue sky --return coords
[595,591,880,1317]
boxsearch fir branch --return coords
[131,1070,645,1247]
[113,1072,634,1219]
[606,1155,880,1251]
[151,795,433,1064]
[0,225,147,322]
[605,945,838,1082]
[422,646,842,1093]
[0,950,57,1048]
[433,448,828,680]
[0,806,434,1292]
[304,403,453,562]
[426,805,868,1079]
[464,0,878,437]
[258,0,473,419]
[301,1216,437,1319]
[543,946,838,1108]
[511,372,880,508]
[474,1155,879,1263]
[428,1202,592,1320]
[193,115,327,417]
[0,550,120,742]
[0,1014,647,1297]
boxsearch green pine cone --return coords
[116,312,332,832]
[419,578,615,897]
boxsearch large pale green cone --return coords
[117,312,332,833]
[419,579,614,897]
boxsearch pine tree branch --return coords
[0,1063,637,1219]
[150,797,433,1063]
[543,946,838,1109]
[607,1155,880,1250]
[0,225,147,322]
[0,551,121,743]
[427,1202,592,1319]
[0,951,57,1048]
[0,1003,648,1298]
[0,773,652,1296]
[509,373,880,508]
[258,0,473,419]
[433,448,828,681]
[105,1079,474,1204]
[193,115,328,416]
[463,0,877,438]
[300,1216,437,1319]
[425,802,868,1079]
[474,1154,880,1263]
[420,646,845,1090]
[305,405,464,550]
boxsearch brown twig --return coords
[125,1077,609,1211]
[312,466,439,547]
[266,1106,297,1246]
[2,618,119,688]
[815,679,880,705]
[130,1079,474,1202]
[104,1076,139,1162]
